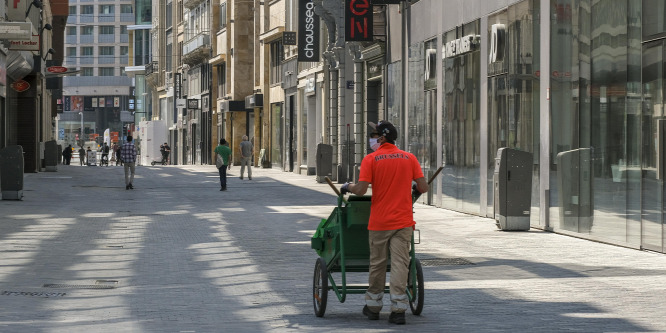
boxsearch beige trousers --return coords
[365,227,412,313]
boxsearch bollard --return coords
[45,140,58,172]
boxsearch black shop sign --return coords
[345,0,373,42]
[298,0,320,62]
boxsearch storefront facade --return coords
[398,0,666,251]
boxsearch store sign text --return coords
[298,0,320,62]
[442,35,478,59]
[345,0,373,42]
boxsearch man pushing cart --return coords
[311,121,433,325]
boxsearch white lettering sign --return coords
[489,24,506,63]
[442,35,479,59]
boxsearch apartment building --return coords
[61,0,133,148]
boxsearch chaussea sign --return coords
[298,0,320,62]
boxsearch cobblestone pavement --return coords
[1,163,666,332]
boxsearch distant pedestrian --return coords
[214,138,232,191]
[121,136,137,190]
[86,147,92,166]
[163,142,171,164]
[239,135,253,180]
[100,142,110,166]
[112,143,121,165]
[62,145,72,165]
[78,147,86,166]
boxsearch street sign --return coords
[176,98,186,108]
[47,66,68,73]
[10,80,30,92]
[187,99,199,109]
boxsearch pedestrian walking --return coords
[163,142,171,164]
[239,135,253,180]
[62,145,72,165]
[121,136,137,190]
[340,121,428,325]
[78,146,86,166]
[114,144,123,166]
[86,147,93,166]
[100,142,110,166]
[214,138,232,191]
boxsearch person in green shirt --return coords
[214,138,232,191]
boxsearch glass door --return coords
[641,40,665,252]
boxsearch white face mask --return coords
[369,138,380,151]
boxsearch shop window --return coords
[270,41,284,85]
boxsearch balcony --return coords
[80,14,93,23]
[99,14,115,23]
[183,0,205,10]
[67,16,76,24]
[66,35,77,44]
[80,35,93,44]
[98,34,115,43]
[80,56,94,65]
[120,34,128,43]
[182,33,211,66]
[120,13,134,22]
[98,55,115,64]
[65,56,77,65]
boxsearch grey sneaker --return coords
[388,312,405,325]
[362,305,379,320]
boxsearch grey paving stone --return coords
[0,164,664,332]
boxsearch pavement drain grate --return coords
[418,258,475,266]
[106,245,124,248]
[43,283,116,289]
[2,291,66,298]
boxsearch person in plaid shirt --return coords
[121,136,137,190]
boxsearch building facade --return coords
[59,0,133,152]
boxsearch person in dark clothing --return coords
[62,145,72,165]
[78,147,86,166]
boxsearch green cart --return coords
[310,194,424,317]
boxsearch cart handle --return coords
[427,166,444,185]
[324,177,342,196]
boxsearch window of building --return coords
[81,26,93,35]
[66,47,76,57]
[81,47,93,56]
[100,26,114,35]
[99,5,114,14]
[121,4,133,13]
[166,0,173,28]
[166,31,172,69]
[69,6,76,15]
[219,2,227,29]
[99,68,115,76]
[81,67,93,76]
[66,27,77,35]
[120,46,128,55]
[270,40,284,85]
[81,5,93,14]
[217,63,226,98]
[99,46,114,56]
[120,25,128,35]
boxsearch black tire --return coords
[151,161,156,166]
[408,258,424,315]
[313,257,328,317]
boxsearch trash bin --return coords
[0,145,24,200]
[494,148,532,231]
[45,140,58,172]
[316,144,333,183]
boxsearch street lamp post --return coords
[79,112,83,147]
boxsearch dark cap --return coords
[376,120,398,143]
[220,138,227,145]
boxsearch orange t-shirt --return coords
[359,143,424,231]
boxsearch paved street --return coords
[1,163,666,332]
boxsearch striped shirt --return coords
[120,142,137,163]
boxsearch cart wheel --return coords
[408,258,424,315]
[313,257,328,317]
